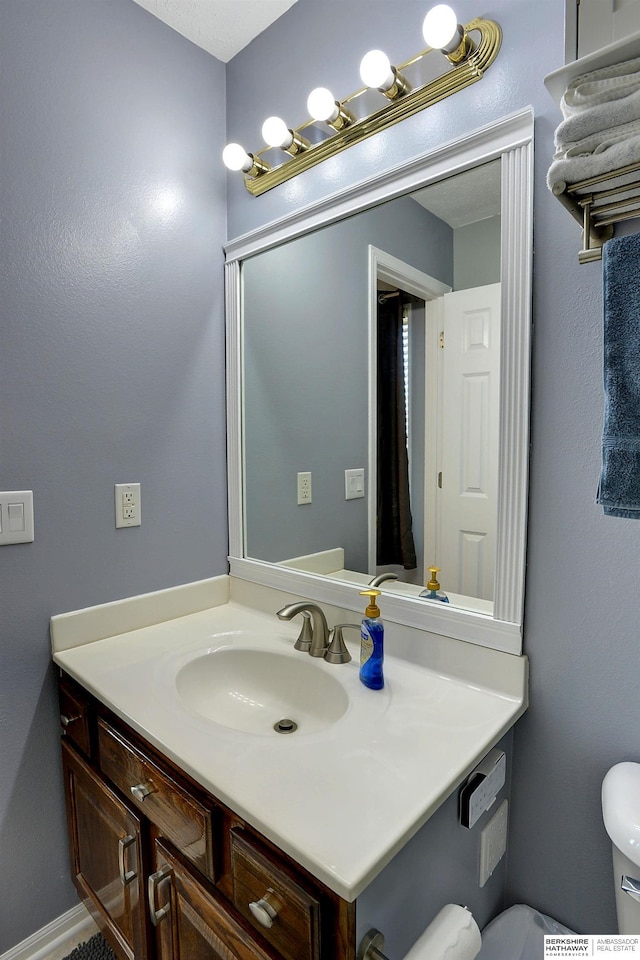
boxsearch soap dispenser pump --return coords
[419,566,450,602]
[358,589,384,690]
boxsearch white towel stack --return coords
[547,56,640,193]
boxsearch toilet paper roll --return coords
[403,904,481,960]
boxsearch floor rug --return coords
[62,933,117,960]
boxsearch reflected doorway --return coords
[373,253,500,602]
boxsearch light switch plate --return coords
[0,491,34,545]
[345,468,365,500]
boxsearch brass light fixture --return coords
[221,143,270,178]
[306,87,355,131]
[261,116,311,157]
[359,50,411,101]
[223,5,501,197]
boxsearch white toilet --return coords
[602,761,640,934]
[363,766,640,960]
[475,763,640,957]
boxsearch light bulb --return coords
[222,143,252,172]
[359,50,395,91]
[422,4,460,50]
[307,87,339,124]
[261,116,294,149]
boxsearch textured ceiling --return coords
[131,0,300,62]
[412,159,502,228]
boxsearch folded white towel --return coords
[554,88,640,155]
[549,56,640,192]
[561,56,640,116]
[556,116,640,161]
[547,134,640,192]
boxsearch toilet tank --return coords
[602,762,640,935]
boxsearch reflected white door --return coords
[438,283,501,600]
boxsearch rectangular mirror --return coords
[226,109,533,655]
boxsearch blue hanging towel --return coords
[596,232,640,518]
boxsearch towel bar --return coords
[553,158,640,263]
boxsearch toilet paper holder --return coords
[357,928,389,960]
[356,904,481,960]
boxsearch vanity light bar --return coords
[223,9,501,197]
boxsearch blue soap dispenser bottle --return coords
[359,589,384,690]
[419,566,450,602]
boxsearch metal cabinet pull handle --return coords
[130,781,155,801]
[60,714,80,728]
[148,865,172,926]
[118,835,136,886]
[622,875,640,901]
[249,889,283,929]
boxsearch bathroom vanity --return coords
[52,576,527,960]
[59,672,352,960]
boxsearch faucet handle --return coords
[293,612,313,652]
[325,623,358,664]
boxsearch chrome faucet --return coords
[368,572,399,587]
[276,602,329,657]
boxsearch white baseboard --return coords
[1,903,98,960]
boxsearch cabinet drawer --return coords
[153,840,277,960]
[98,718,215,881]
[230,830,321,960]
[59,677,92,757]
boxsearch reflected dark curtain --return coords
[376,294,417,569]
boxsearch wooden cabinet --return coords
[57,673,355,960]
[230,830,321,960]
[59,673,93,757]
[151,840,276,960]
[98,717,216,882]
[61,740,151,960]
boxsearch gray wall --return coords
[242,196,452,572]
[357,730,514,959]
[454,217,502,291]
[0,1,228,951]
[4,0,638,952]
[227,0,640,937]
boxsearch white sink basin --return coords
[175,646,349,735]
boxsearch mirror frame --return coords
[225,107,533,656]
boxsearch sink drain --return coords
[274,718,298,734]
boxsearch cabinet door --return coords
[61,740,150,960]
[151,841,277,960]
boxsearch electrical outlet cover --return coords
[115,483,141,528]
[297,472,312,505]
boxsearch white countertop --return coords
[52,579,526,902]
